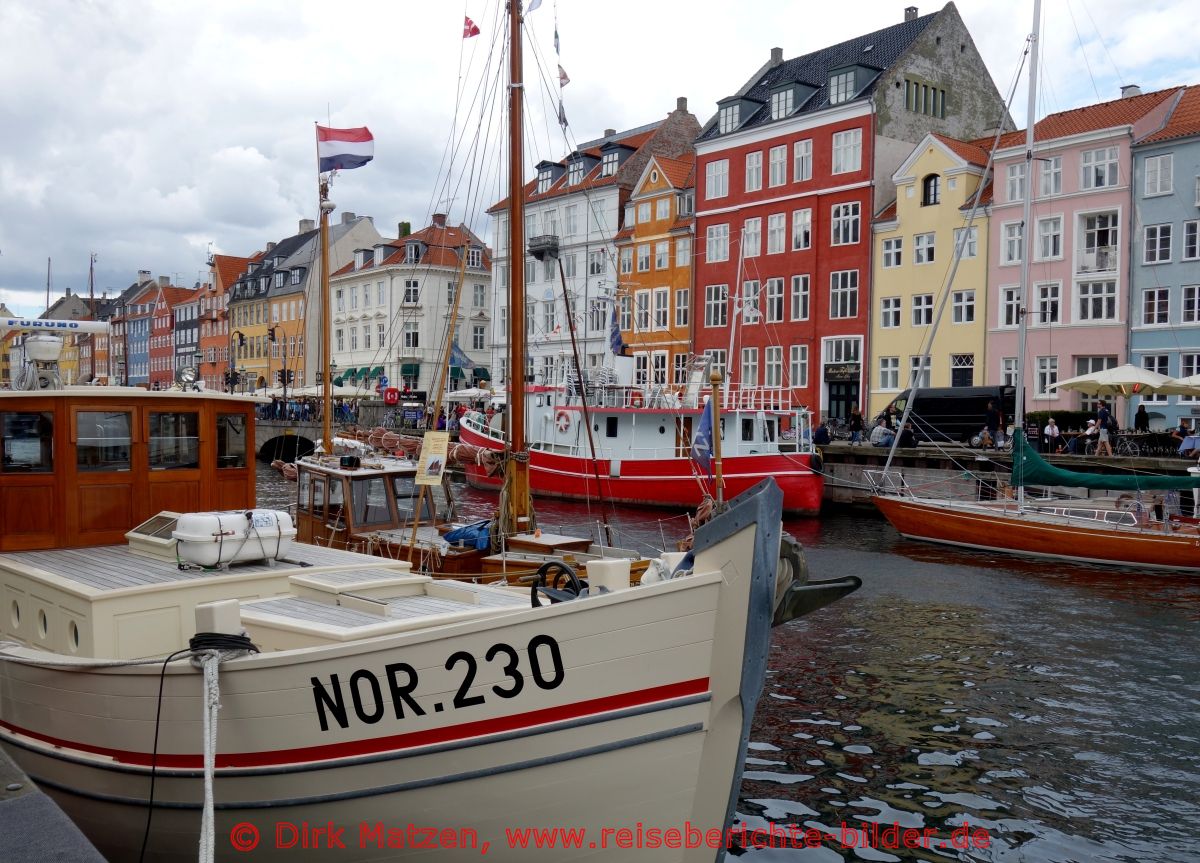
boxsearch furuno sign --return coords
[824,362,861,382]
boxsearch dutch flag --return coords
[316,125,374,173]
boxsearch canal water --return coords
[256,465,1200,862]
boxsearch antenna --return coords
[46,257,52,312]
[89,252,97,301]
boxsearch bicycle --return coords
[1084,436,1140,457]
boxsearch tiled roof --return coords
[698,10,937,141]
[932,133,989,167]
[652,153,695,190]
[1140,84,1200,144]
[991,88,1179,149]
[874,200,897,221]
[961,178,994,208]
[212,254,254,289]
[331,218,491,277]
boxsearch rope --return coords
[197,650,221,863]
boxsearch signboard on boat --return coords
[416,431,450,485]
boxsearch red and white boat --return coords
[458,373,824,515]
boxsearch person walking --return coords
[1096,401,1114,457]
[847,405,865,445]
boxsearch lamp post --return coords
[239,366,247,394]
[193,351,203,391]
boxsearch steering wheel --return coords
[530,560,584,607]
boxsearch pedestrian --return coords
[847,405,865,445]
[1043,417,1063,454]
[1133,404,1150,433]
[1096,401,1114,457]
[984,400,1004,450]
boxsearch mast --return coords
[504,0,533,533]
[319,178,334,451]
[1015,0,1041,505]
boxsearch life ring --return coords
[631,391,644,408]
[554,410,572,433]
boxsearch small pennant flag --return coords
[554,26,560,54]
[557,99,567,127]
[558,65,570,87]
[463,16,480,38]
[527,0,542,10]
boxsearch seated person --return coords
[1171,420,1191,443]
[896,422,917,448]
[1065,420,1098,454]
[869,417,895,448]
[1043,417,1063,453]
[812,422,831,446]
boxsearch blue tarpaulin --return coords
[444,519,491,550]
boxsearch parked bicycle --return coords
[1085,435,1140,457]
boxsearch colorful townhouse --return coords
[200,254,256,392]
[329,213,492,395]
[1130,85,1200,430]
[173,290,202,384]
[693,4,1009,422]
[869,133,992,416]
[612,153,696,390]
[148,283,198,390]
[489,100,699,389]
[119,274,162,387]
[984,88,1179,419]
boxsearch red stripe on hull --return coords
[0,677,710,770]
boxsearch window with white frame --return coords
[336,288,345,311]
[675,288,689,327]
[1003,222,1023,264]
[402,321,419,349]
[718,105,740,133]
[600,152,618,177]
[1144,224,1172,264]
[1184,285,1199,323]
[951,353,975,387]
[912,293,933,326]
[653,287,669,330]
[832,129,862,174]
[651,351,668,385]
[909,355,931,388]
[794,139,813,181]
[765,278,784,322]
[914,232,935,264]
[634,290,650,332]
[792,209,812,250]
[362,324,371,350]
[673,354,689,385]
[879,356,899,390]
[403,280,420,303]
[1002,287,1021,327]
[829,270,858,318]
[706,224,730,262]
[542,299,556,333]
[764,346,783,387]
[1181,353,1200,402]
[525,257,535,285]
[565,254,578,278]
[883,237,903,268]
[1140,354,1169,403]
[655,241,669,270]
[768,145,787,186]
[619,295,632,330]
[1144,153,1173,196]
[704,284,728,327]
[829,71,855,104]
[705,160,729,199]
[1185,221,1199,260]
[678,191,694,216]
[745,151,762,192]
[1081,146,1119,189]
[831,202,860,245]
[922,174,940,206]
[636,202,650,225]
[567,161,583,186]
[742,280,760,324]
[1037,216,1063,260]
[619,247,632,275]
[564,204,579,236]
[588,250,605,275]
[767,213,786,253]
[542,258,554,282]
[637,244,651,272]
[1035,282,1061,325]
[676,237,691,267]
[743,218,761,257]
[1143,287,1170,325]
[1035,356,1058,397]
[472,324,487,351]
[1074,356,1116,411]
[790,344,808,388]
[1078,280,1116,321]
[741,347,759,387]
[953,226,978,258]
[656,197,670,221]
[771,89,793,119]
[953,290,975,323]
[1039,155,1062,196]
[881,296,900,328]
[791,275,809,320]
[1000,357,1019,386]
[1006,163,1026,202]
[633,353,648,386]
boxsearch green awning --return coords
[333,377,345,386]
[449,366,466,380]
[473,367,491,381]
[370,365,384,378]
[400,363,420,376]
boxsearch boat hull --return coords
[0,481,784,861]
[459,423,822,515]
[873,494,1200,572]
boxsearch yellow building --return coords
[614,154,696,389]
[869,133,992,417]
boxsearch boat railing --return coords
[724,385,794,412]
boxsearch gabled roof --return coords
[991,88,1179,149]
[698,10,938,141]
[331,218,491,277]
[931,133,990,167]
[651,153,695,190]
[211,254,255,290]
[1139,84,1200,145]
[874,200,898,222]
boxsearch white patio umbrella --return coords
[1050,363,1175,397]
[1153,373,1200,396]
[291,383,367,398]
[442,387,492,402]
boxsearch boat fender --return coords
[554,409,572,433]
[811,450,823,473]
[631,391,644,408]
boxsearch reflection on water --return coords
[256,467,1200,862]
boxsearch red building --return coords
[693,5,1009,421]
[149,284,198,390]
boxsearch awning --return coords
[400,363,420,377]
[333,377,345,386]
[473,366,491,381]
[449,366,466,380]
[370,366,384,378]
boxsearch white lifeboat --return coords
[173,510,296,567]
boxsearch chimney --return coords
[138,269,152,284]
[432,213,447,228]
[676,96,688,113]
[398,221,412,237]
[265,241,276,252]
[341,211,357,224]
[604,128,616,138]
[1120,84,1142,98]
[299,218,316,233]
[159,275,170,287]
[905,6,918,21]
[770,47,783,66]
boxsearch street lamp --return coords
[239,366,247,394]
[193,351,203,388]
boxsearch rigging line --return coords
[1077,0,1125,87]
[1063,0,1101,102]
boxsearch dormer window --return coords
[625,204,636,226]
[922,174,941,206]
[355,249,370,269]
[678,191,694,217]
[274,257,285,268]
[405,244,422,264]
[829,70,856,104]
[537,169,553,194]
[274,272,285,288]
[467,247,483,268]
[259,277,268,291]
[290,270,302,285]
[568,161,584,185]
[600,152,618,177]
[771,89,793,120]
[719,104,740,133]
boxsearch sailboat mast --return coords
[505,0,532,527]
[320,178,334,450]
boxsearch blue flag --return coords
[609,303,626,355]
[691,399,714,478]
[449,340,473,370]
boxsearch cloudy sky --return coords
[2,0,1197,316]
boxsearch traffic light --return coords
[267,327,277,343]
[236,332,246,347]
[286,369,295,385]
[276,369,285,385]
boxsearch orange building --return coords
[200,253,257,391]
[613,154,696,389]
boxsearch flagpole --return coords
[316,124,335,452]
[711,369,725,510]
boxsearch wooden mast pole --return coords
[319,177,334,452]
[711,369,725,510]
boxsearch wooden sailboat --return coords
[0,5,859,860]
[869,0,1200,573]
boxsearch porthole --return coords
[10,600,19,628]
[37,609,48,640]
[69,621,80,652]
[650,170,659,182]
[659,426,667,434]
